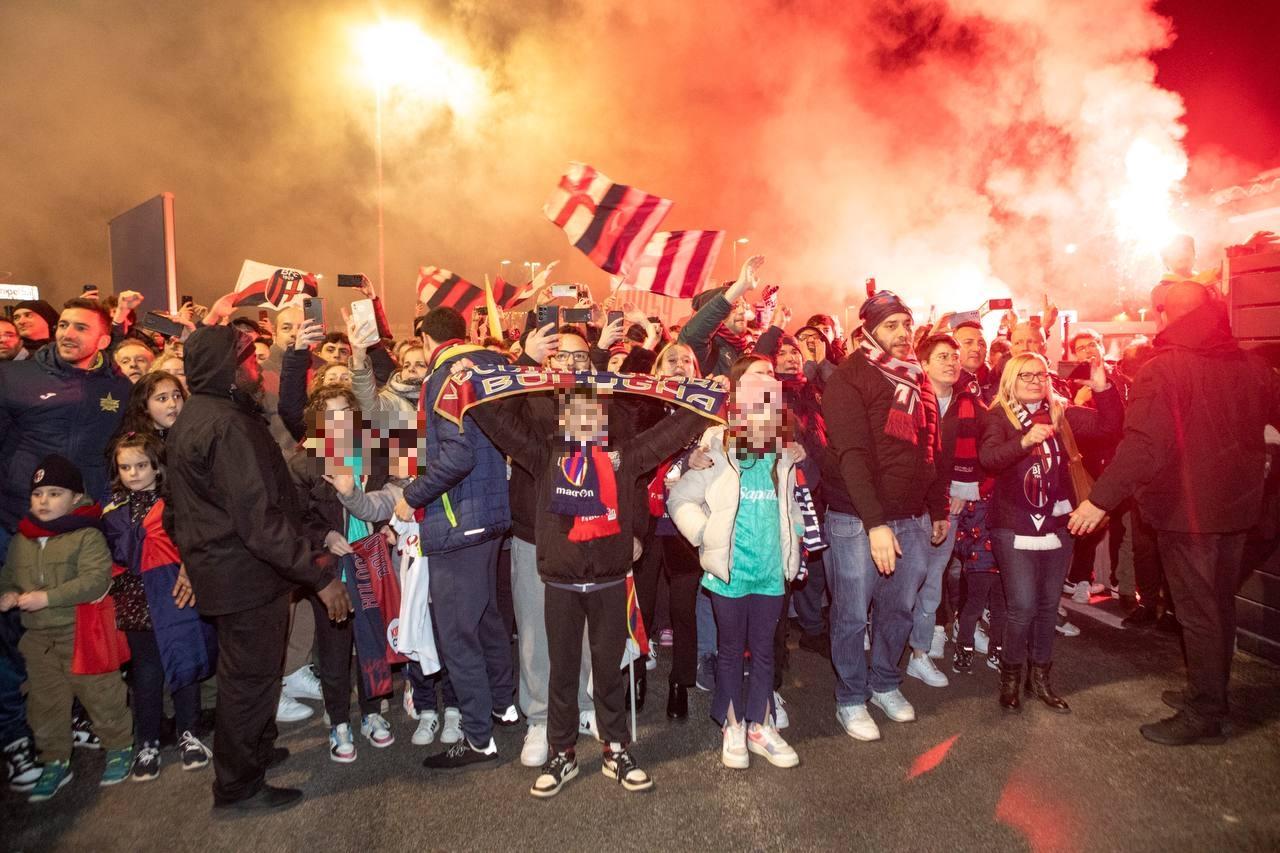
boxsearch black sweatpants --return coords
[211,593,290,804]
[307,595,380,726]
[544,581,629,752]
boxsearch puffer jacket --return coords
[402,343,511,555]
[0,346,131,530]
[666,426,803,583]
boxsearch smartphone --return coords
[550,284,579,300]
[535,305,559,329]
[181,294,194,307]
[607,310,625,326]
[82,284,97,293]
[258,309,270,324]
[349,298,377,332]
[141,311,185,338]
[337,274,364,288]
[1057,361,1092,381]
[980,298,1013,314]
[303,296,325,328]
[563,307,592,324]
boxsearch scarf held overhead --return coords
[856,332,935,452]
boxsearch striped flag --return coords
[416,266,484,315]
[231,260,318,308]
[620,572,650,669]
[543,163,673,276]
[622,230,724,299]
[491,275,522,309]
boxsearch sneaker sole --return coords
[72,740,101,751]
[530,764,578,798]
[282,688,324,702]
[721,749,749,770]
[440,733,463,745]
[28,771,73,802]
[837,712,882,741]
[276,710,315,723]
[520,750,549,768]
[870,700,916,723]
[412,733,439,746]
[746,740,799,768]
[330,750,358,764]
[182,759,210,771]
[906,668,949,688]
[100,772,129,787]
[130,771,160,783]
[602,764,655,792]
[363,733,396,748]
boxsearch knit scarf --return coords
[857,332,934,451]
[949,391,985,499]
[713,324,750,357]
[549,444,621,542]
[18,503,102,538]
[1003,400,1071,550]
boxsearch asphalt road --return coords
[3,606,1279,853]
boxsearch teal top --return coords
[702,452,785,598]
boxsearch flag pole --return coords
[629,654,637,743]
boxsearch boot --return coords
[1027,662,1071,713]
[999,663,1022,712]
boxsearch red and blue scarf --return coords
[550,444,621,542]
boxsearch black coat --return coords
[164,326,335,616]
[1090,302,1280,533]
[820,347,948,527]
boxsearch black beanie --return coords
[858,290,911,335]
[14,300,59,336]
[691,285,730,313]
[30,454,84,495]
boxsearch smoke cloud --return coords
[0,0,1255,322]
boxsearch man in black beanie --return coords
[11,301,58,356]
[820,290,950,743]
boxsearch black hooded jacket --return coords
[163,325,335,616]
[1090,301,1280,533]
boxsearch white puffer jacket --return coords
[667,426,804,584]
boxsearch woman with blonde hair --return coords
[979,352,1121,713]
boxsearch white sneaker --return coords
[772,691,789,730]
[974,622,991,655]
[578,710,600,741]
[520,724,549,767]
[1089,582,1107,596]
[360,713,395,748]
[1056,607,1081,637]
[906,654,950,688]
[747,723,799,768]
[871,689,917,723]
[1072,581,1091,604]
[721,721,749,769]
[836,703,881,741]
[412,711,440,746]
[440,707,463,744]
[646,645,658,672]
[402,685,419,720]
[928,625,947,660]
[282,665,323,701]
[276,694,313,723]
[329,724,357,763]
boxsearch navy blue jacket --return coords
[0,345,131,531]
[402,345,511,554]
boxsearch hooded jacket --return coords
[1089,302,1280,533]
[162,326,335,616]
[0,345,131,531]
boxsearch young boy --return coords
[0,454,134,801]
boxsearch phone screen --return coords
[536,305,559,329]
[303,297,325,327]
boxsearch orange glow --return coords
[354,20,484,116]
[908,734,959,779]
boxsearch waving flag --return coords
[544,163,672,276]
[416,266,484,315]
[232,260,318,309]
[622,230,724,299]
[621,572,650,669]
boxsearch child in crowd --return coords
[102,431,215,781]
[0,454,134,801]
[669,372,804,769]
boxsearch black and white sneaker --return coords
[178,731,212,771]
[422,737,499,770]
[952,646,974,675]
[601,747,653,793]
[491,705,520,727]
[130,744,161,783]
[986,645,1002,671]
[5,737,42,792]
[72,715,101,750]
[530,750,578,798]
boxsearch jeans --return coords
[827,511,930,706]
[1158,531,1246,724]
[710,592,785,726]
[791,552,828,637]
[308,595,380,726]
[992,529,1073,667]
[910,514,957,651]
[957,572,1007,648]
[696,587,717,661]
[126,629,201,744]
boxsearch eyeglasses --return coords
[1017,371,1049,384]
[550,352,591,367]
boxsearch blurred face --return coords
[114,343,154,383]
[55,308,111,367]
[147,379,184,430]
[923,343,960,390]
[776,342,804,376]
[116,446,158,493]
[318,341,352,364]
[732,375,783,449]
[796,329,828,363]
[254,341,271,364]
[725,300,749,335]
[872,313,913,360]
[548,334,592,372]
[658,344,696,378]
[12,308,50,341]
[276,307,302,349]
[561,392,606,441]
[1013,360,1050,404]
[607,352,627,372]
[399,347,429,383]
[1009,324,1045,357]
[321,365,353,388]
[30,485,79,522]
[1071,335,1103,364]
[953,326,987,372]
[157,357,187,392]
[0,320,20,360]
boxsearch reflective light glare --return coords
[354,20,483,115]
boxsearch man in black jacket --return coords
[821,291,950,743]
[165,325,351,811]
[1071,282,1280,745]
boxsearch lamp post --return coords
[732,236,750,268]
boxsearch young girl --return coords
[118,370,186,440]
[668,371,805,769]
[102,431,215,781]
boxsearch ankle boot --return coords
[1027,662,1070,713]
[999,663,1022,712]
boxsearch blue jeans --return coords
[710,593,785,726]
[910,513,958,651]
[696,588,717,661]
[992,529,1074,666]
[0,526,30,747]
[827,511,930,705]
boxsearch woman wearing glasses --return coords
[980,353,1121,713]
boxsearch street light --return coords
[732,236,750,267]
